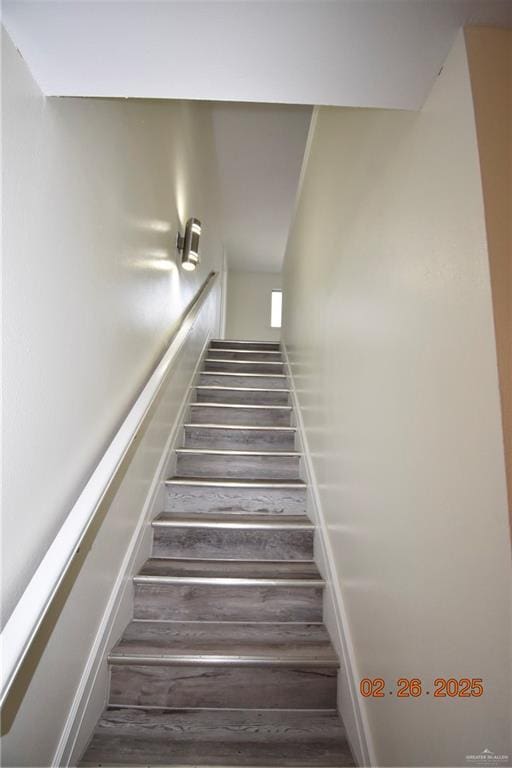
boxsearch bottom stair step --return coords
[80,707,355,766]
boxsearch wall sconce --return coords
[177,217,202,271]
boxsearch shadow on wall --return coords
[226,270,282,342]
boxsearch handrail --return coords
[0,271,218,708]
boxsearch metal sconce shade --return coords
[177,217,202,271]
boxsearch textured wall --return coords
[282,32,511,767]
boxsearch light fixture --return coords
[177,217,202,271]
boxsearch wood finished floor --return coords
[80,340,354,767]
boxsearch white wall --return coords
[2,25,224,626]
[226,270,282,342]
[282,33,511,768]
[2,26,224,765]
[1,296,219,768]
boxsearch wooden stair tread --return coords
[80,707,354,766]
[110,620,338,664]
[137,558,321,581]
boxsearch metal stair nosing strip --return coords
[152,514,312,530]
[165,478,305,488]
[210,338,281,345]
[190,402,292,410]
[183,423,296,431]
[195,386,290,393]
[206,359,284,366]
[108,653,337,667]
[209,349,283,355]
[175,447,299,455]
[201,371,287,378]
[133,575,324,587]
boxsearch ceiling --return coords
[212,103,312,273]
[3,1,511,110]
[3,0,511,274]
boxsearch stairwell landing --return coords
[80,339,355,767]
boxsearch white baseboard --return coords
[282,344,375,768]
[54,333,212,767]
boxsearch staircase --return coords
[81,340,354,767]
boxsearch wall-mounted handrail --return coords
[0,271,218,708]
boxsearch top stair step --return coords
[211,339,280,351]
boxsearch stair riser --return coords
[207,350,283,362]
[195,388,289,405]
[206,360,284,374]
[176,453,300,479]
[112,618,333,650]
[134,584,323,621]
[210,340,280,351]
[152,526,314,560]
[165,483,306,515]
[110,664,337,710]
[189,405,291,426]
[184,426,296,451]
[200,373,287,389]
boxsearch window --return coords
[270,289,282,329]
